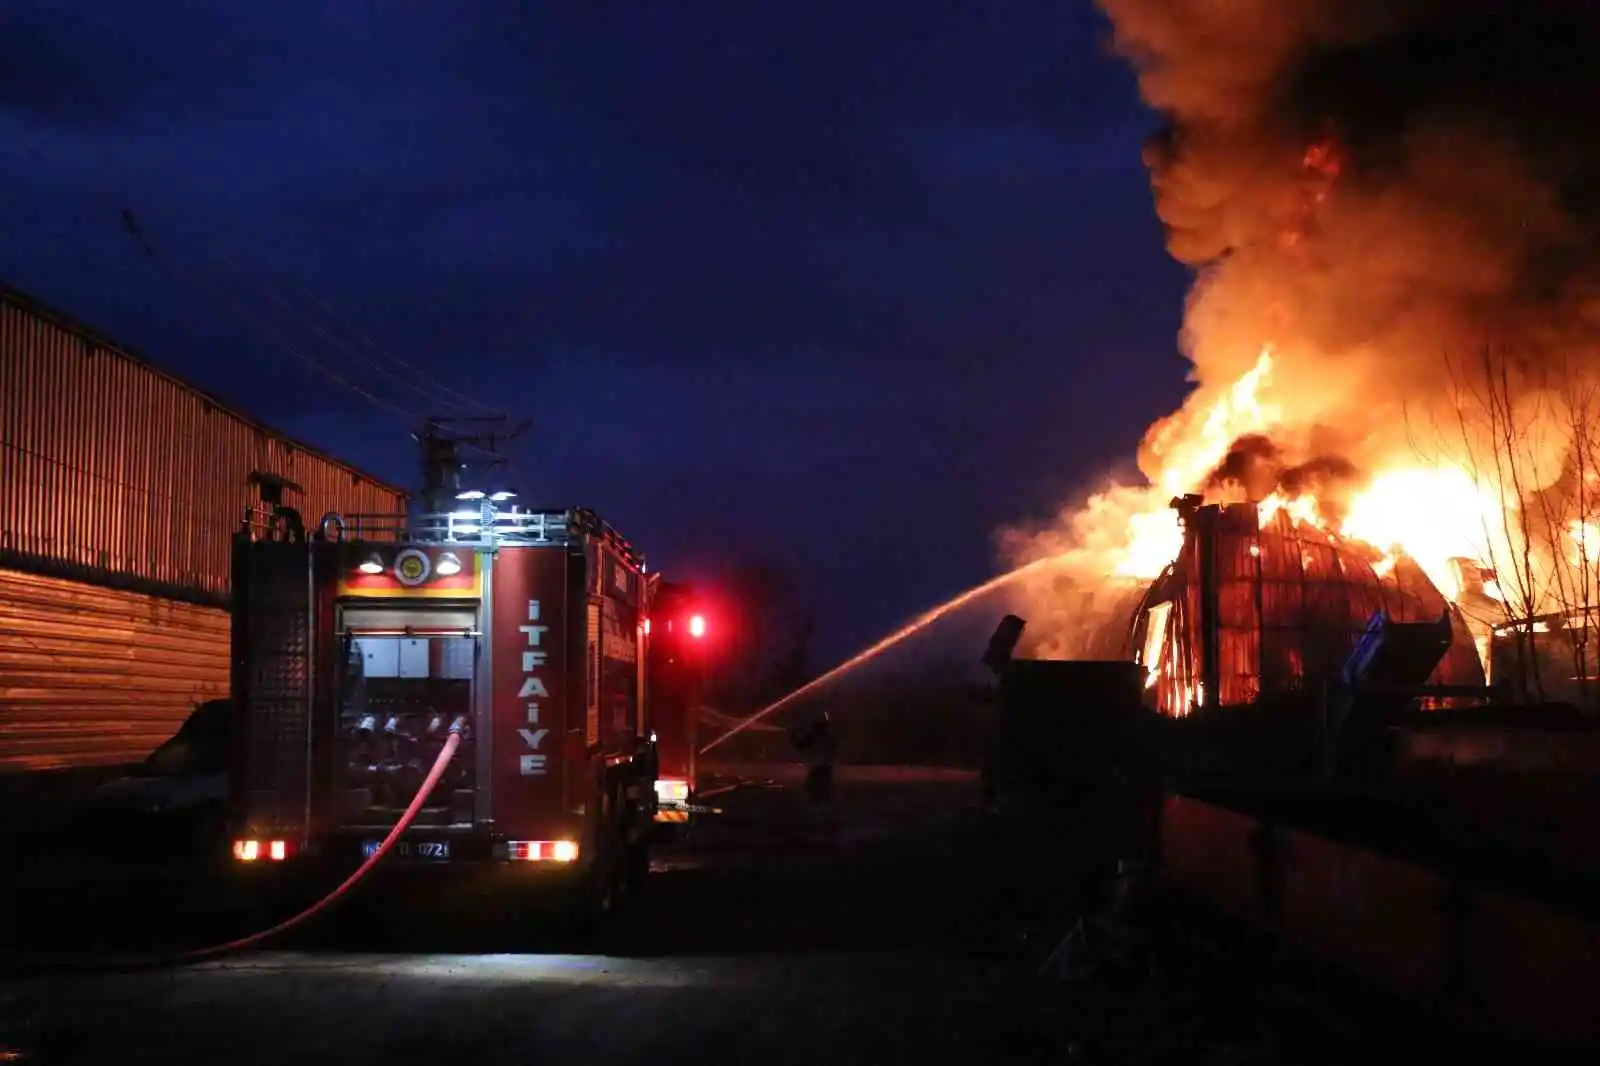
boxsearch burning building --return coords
[1002,6,1600,711]
[1131,498,1484,717]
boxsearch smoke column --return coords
[1002,3,1600,656]
[1116,0,1600,464]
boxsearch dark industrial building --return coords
[0,284,407,773]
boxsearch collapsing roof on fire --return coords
[1007,495,1486,715]
[1000,4,1600,715]
[1133,502,1484,717]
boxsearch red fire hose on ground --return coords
[8,733,463,977]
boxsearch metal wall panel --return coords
[0,567,230,772]
[0,287,408,603]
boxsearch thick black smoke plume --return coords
[1098,0,1600,452]
[996,5,1600,659]
[1204,433,1362,520]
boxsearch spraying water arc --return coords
[698,554,1071,755]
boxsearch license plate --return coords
[363,839,451,860]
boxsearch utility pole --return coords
[413,415,530,512]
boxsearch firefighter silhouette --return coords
[791,712,837,805]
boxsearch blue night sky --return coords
[0,1,1191,663]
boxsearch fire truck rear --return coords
[645,579,707,826]
[226,492,659,918]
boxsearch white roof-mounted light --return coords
[456,490,486,501]
[490,490,516,502]
[445,510,483,538]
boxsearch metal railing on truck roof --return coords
[314,507,645,568]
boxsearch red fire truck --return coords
[225,490,660,920]
[644,579,707,826]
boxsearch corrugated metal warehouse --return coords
[0,283,408,774]
[1128,504,1484,717]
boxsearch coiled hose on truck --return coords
[7,732,463,977]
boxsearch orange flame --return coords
[1106,345,1521,598]
[1021,336,1575,668]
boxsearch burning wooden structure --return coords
[1127,495,1485,717]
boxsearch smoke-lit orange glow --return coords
[1149,348,1281,502]
[1058,343,1547,590]
[1003,330,1600,668]
[1339,468,1508,599]
[1109,348,1281,582]
[1099,345,1521,599]
[1004,1,1600,697]
[1569,520,1600,569]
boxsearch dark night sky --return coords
[0,1,1190,663]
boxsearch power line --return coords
[238,278,473,417]
[15,121,517,473]
[2,431,340,533]
[2,434,194,505]
[125,215,500,429]
[121,209,420,428]
[3,118,417,429]
[119,212,512,436]
[249,283,483,416]
[264,282,502,417]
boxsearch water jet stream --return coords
[697,553,1069,755]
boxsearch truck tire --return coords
[565,785,625,933]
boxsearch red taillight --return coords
[233,838,290,862]
[688,614,706,639]
[507,840,579,863]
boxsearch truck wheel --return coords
[567,788,625,932]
